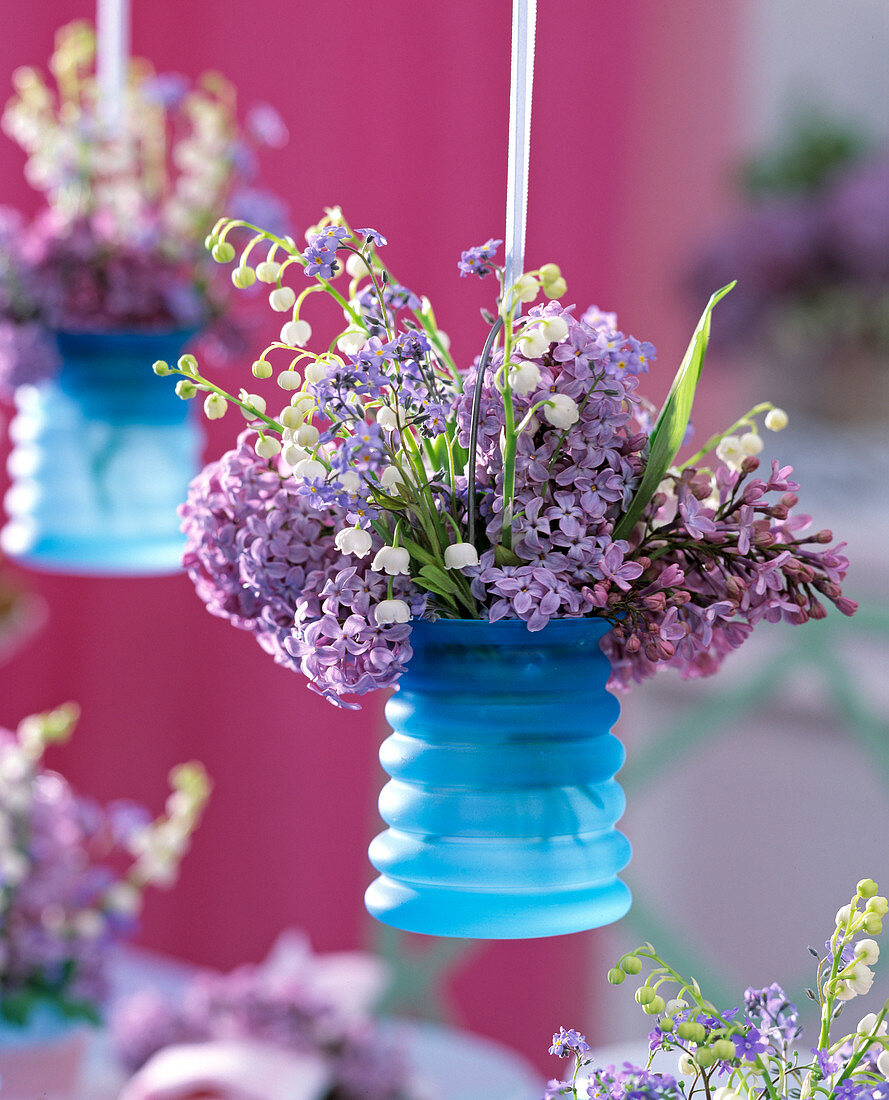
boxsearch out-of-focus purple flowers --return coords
[112,933,418,1100]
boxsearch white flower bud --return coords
[847,962,875,996]
[513,274,539,303]
[290,394,317,417]
[716,434,745,471]
[252,359,273,380]
[293,458,326,480]
[837,904,853,927]
[765,407,789,431]
[280,320,312,347]
[379,466,404,490]
[678,1053,697,1076]
[337,327,367,355]
[856,939,880,965]
[509,360,541,396]
[277,370,302,390]
[543,393,579,429]
[877,1049,889,1078]
[377,406,400,431]
[256,261,281,284]
[255,436,282,459]
[665,998,688,1015]
[517,326,549,359]
[374,598,411,624]
[269,286,296,312]
[713,1089,742,1100]
[203,392,227,420]
[372,545,411,575]
[232,266,256,289]
[295,423,319,447]
[279,406,304,429]
[345,252,367,277]
[282,443,308,467]
[543,276,568,299]
[541,315,569,343]
[304,361,327,383]
[337,471,361,493]
[740,431,764,455]
[444,542,479,569]
[335,526,373,558]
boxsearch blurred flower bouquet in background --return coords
[543,879,889,1099]
[161,208,856,709]
[0,704,209,1028]
[692,114,889,425]
[114,931,427,1099]
[0,19,287,398]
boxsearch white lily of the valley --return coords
[334,527,373,558]
[280,320,312,347]
[254,436,281,459]
[517,326,548,358]
[203,392,227,420]
[379,466,404,490]
[268,286,296,312]
[540,315,569,343]
[372,546,410,575]
[444,542,479,569]
[856,939,880,965]
[543,393,579,429]
[509,359,541,396]
[374,598,411,624]
[293,458,326,480]
[765,407,789,431]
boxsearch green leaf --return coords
[418,563,461,596]
[612,282,735,541]
[494,544,522,567]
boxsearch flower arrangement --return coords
[0,704,210,1027]
[113,932,423,1099]
[156,207,856,709]
[541,878,889,1099]
[691,116,889,399]
[0,20,287,396]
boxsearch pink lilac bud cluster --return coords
[602,457,855,689]
[113,961,416,1100]
[181,432,424,708]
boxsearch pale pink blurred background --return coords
[1,0,886,1077]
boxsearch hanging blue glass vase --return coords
[365,617,631,938]
[2,329,199,575]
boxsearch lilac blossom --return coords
[457,237,502,277]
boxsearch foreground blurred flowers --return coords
[0,704,209,1027]
[0,20,286,397]
[158,206,855,708]
[543,879,888,1099]
[113,931,426,1099]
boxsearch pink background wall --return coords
[0,0,743,1072]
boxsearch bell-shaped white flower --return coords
[740,431,764,455]
[304,361,327,384]
[372,545,411,576]
[337,327,367,355]
[512,274,539,303]
[540,315,569,343]
[765,407,789,431]
[269,286,296,312]
[277,370,302,391]
[374,598,411,624]
[855,938,880,965]
[282,443,308,467]
[334,526,373,558]
[336,471,361,494]
[379,466,404,490]
[238,392,266,419]
[280,320,312,347]
[847,962,875,996]
[543,393,579,429]
[877,1048,889,1078]
[444,542,479,570]
[290,393,317,417]
[517,326,549,359]
[295,423,319,447]
[203,392,227,420]
[254,436,281,459]
[509,360,541,396]
[376,406,401,431]
[716,434,745,471]
[256,260,281,284]
[293,457,326,480]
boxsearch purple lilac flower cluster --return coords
[175,216,855,708]
[181,432,424,708]
[113,956,416,1100]
[0,206,59,393]
[0,707,209,1026]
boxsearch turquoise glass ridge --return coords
[1,328,200,576]
[365,616,632,939]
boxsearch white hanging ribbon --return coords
[96,0,130,133]
[503,0,538,297]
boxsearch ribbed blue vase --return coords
[2,329,200,576]
[365,617,632,939]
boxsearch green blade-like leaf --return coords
[612,282,735,541]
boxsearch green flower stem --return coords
[678,402,776,471]
[834,1001,889,1088]
[171,368,284,434]
[498,321,519,549]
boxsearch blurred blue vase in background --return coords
[2,329,199,576]
[366,617,632,939]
